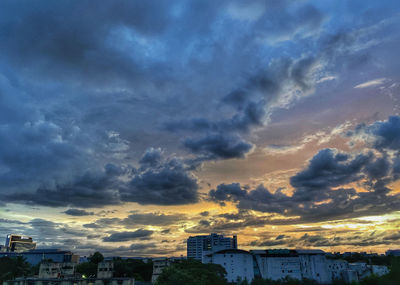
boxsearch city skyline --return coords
[1,0,400,257]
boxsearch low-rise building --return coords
[151,258,172,284]
[251,249,301,281]
[97,261,114,278]
[38,262,76,278]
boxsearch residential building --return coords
[38,262,76,278]
[97,261,114,278]
[187,233,237,260]
[151,258,171,284]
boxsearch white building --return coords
[38,262,76,279]
[251,250,301,281]
[297,250,331,284]
[203,249,254,283]
[151,258,171,283]
[97,261,114,279]
[372,265,389,276]
[326,259,349,281]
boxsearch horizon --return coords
[1,0,400,257]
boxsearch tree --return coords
[113,258,153,281]
[155,259,228,285]
[88,252,104,264]
[0,256,32,284]
[76,252,104,278]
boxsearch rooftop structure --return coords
[5,234,36,252]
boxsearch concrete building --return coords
[326,259,349,281]
[97,261,114,279]
[151,258,171,284]
[150,257,185,283]
[297,250,331,284]
[204,248,390,284]
[187,233,237,261]
[38,262,76,278]
[203,249,254,283]
[5,234,36,252]
[251,249,301,281]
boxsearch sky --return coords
[1,0,400,257]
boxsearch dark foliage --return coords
[155,259,227,285]
[113,258,153,282]
[0,256,32,284]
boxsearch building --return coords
[187,233,237,260]
[97,261,114,279]
[0,249,79,265]
[204,248,391,284]
[203,249,254,283]
[297,250,331,284]
[327,259,349,280]
[5,234,36,252]
[150,257,185,283]
[151,258,171,283]
[251,249,302,281]
[38,262,76,278]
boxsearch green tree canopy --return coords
[155,259,227,285]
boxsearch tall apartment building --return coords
[187,233,237,260]
[5,234,36,252]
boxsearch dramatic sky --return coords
[1,0,400,257]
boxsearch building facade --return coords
[5,234,36,252]
[38,262,76,279]
[0,249,79,265]
[187,233,237,260]
[203,249,254,283]
[204,248,389,284]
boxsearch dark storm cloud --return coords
[64,209,94,216]
[103,229,153,242]
[0,0,172,86]
[367,116,400,150]
[183,134,253,160]
[207,117,400,223]
[3,168,122,207]
[2,147,200,207]
[120,152,199,205]
[0,0,398,221]
[165,55,318,161]
[124,168,198,205]
[139,148,162,168]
